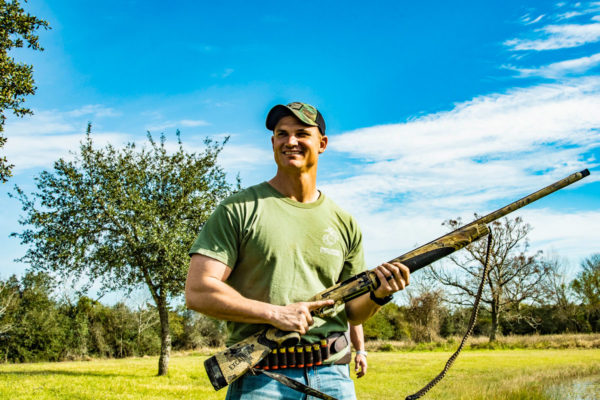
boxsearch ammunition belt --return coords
[254,332,351,370]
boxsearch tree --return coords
[0,277,17,337]
[0,272,68,362]
[11,126,236,374]
[404,285,446,342]
[0,0,50,182]
[571,254,600,331]
[427,216,550,341]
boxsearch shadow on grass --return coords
[0,370,141,378]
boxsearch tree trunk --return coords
[157,298,171,376]
[490,299,499,342]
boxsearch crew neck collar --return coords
[262,181,325,209]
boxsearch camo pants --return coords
[225,364,357,400]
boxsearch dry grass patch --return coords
[366,332,600,352]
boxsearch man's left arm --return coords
[345,262,409,325]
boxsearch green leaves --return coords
[0,0,50,182]
[12,125,234,303]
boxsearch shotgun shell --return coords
[313,343,322,366]
[287,346,296,368]
[269,349,278,370]
[296,345,304,368]
[278,347,287,369]
[320,338,329,361]
[305,344,313,367]
[264,352,271,370]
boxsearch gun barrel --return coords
[463,169,589,229]
[389,169,590,273]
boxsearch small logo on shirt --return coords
[320,247,342,257]
[321,228,341,257]
[322,227,338,247]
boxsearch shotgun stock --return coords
[204,168,590,391]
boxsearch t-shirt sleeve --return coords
[339,221,366,282]
[188,204,239,269]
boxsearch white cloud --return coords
[146,119,210,132]
[211,68,235,79]
[3,104,121,136]
[520,208,600,261]
[322,78,599,267]
[5,132,131,170]
[352,208,600,269]
[180,119,210,127]
[557,11,583,20]
[65,104,121,118]
[505,52,600,78]
[2,105,136,172]
[218,143,273,170]
[505,22,600,50]
[520,13,545,25]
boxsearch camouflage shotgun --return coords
[204,168,590,393]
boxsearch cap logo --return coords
[287,102,317,123]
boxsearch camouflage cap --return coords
[266,102,326,135]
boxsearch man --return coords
[185,102,409,399]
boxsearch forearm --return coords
[346,261,410,324]
[349,324,365,350]
[185,276,278,325]
[345,293,381,325]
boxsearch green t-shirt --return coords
[189,182,366,345]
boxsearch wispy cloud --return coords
[211,68,235,79]
[323,78,600,265]
[556,11,583,20]
[519,13,545,25]
[504,52,600,78]
[2,102,272,177]
[65,104,121,118]
[505,22,600,50]
[506,3,600,50]
[5,132,131,170]
[146,119,210,132]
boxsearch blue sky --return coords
[1,1,600,300]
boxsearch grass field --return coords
[0,348,598,399]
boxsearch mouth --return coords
[282,150,303,156]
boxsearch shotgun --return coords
[204,168,590,392]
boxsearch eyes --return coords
[276,131,312,138]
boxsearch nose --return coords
[285,135,298,146]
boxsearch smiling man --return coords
[185,102,410,399]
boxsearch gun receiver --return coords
[204,168,590,391]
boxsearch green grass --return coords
[0,349,598,399]
[355,350,600,400]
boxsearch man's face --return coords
[271,115,327,173]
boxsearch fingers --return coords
[373,262,410,297]
[272,300,335,334]
[355,355,367,378]
[307,299,335,311]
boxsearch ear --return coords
[319,135,328,154]
[271,135,275,149]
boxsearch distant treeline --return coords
[362,295,599,343]
[0,263,598,363]
[0,272,224,363]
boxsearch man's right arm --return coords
[185,254,333,335]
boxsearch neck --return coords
[268,169,319,203]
